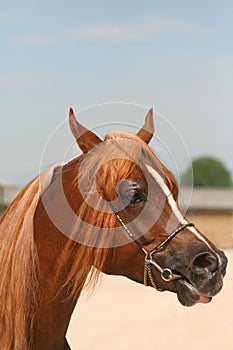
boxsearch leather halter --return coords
[111,207,194,291]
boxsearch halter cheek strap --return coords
[112,207,194,291]
[141,223,195,290]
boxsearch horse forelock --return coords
[81,130,177,196]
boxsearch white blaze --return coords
[146,164,214,251]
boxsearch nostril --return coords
[192,252,218,274]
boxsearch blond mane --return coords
[0,167,57,350]
[0,177,39,349]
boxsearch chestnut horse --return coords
[0,108,227,349]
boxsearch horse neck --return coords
[33,159,91,345]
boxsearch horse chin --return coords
[174,279,213,307]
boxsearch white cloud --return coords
[6,17,203,46]
[77,18,201,40]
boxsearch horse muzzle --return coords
[171,249,228,306]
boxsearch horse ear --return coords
[69,108,102,153]
[137,108,154,144]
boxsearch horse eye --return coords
[118,180,146,206]
[130,193,144,205]
[125,190,146,206]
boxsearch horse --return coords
[0,107,227,350]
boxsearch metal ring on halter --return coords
[161,268,182,282]
[146,253,183,283]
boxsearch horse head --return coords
[68,107,227,307]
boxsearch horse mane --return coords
[0,167,56,350]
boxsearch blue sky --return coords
[0,0,233,184]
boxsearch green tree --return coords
[181,157,232,187]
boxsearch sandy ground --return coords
[67,249,233,350]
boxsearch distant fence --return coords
[181,188,233,249]
[0,183,21,215]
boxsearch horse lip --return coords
[174,278,203,306]
[173,271,223,307]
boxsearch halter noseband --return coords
[111,208,194,291]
